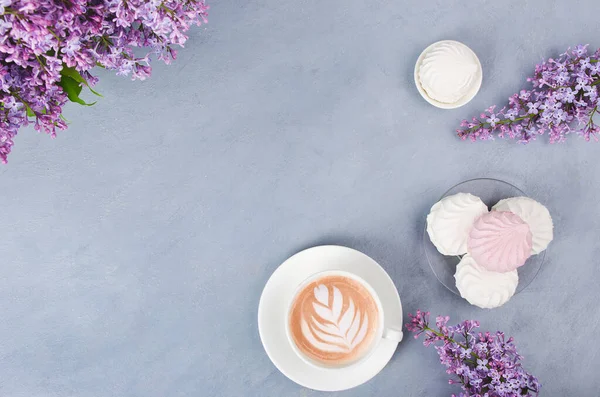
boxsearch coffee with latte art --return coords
[288,274,380,367]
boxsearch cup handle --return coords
[383,327,403,342]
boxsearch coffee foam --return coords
[288,275,379,366]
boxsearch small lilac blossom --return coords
[527,102,539,115]
[459,45,600,144]
[0,0,10,14]
[406,311,541,397]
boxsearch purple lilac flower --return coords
[406,311,541,397]
[458,45,600,144]
[0,1,209,163]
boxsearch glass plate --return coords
[423,178,546,296]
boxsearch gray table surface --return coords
[1,1,599,396]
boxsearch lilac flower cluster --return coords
[458,45,600,144]
[406,310,541,397]
[0,0,209,163]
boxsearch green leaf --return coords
[60,66,86,84]
[87,86,103,97]
[60,66,103,97]
[58,75,96,106]
[60,75,83,99]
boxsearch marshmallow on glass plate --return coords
[454,254,518,309]
[493,197,554,255]
[467,211,533,273]
[426,192,488,256]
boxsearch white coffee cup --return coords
[285,270,403,370]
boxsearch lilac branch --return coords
[458,44,600,144]
[406,311,541,396]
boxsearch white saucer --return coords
[258,245,403,391]
[414,40,483,109]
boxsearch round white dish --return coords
[414,40,483,109]
[258,245,403,392]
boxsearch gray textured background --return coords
[1,1,599,396]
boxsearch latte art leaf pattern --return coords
[288,274,380,365]
[300,285,369,353]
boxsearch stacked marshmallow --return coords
[427,193,553,309]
